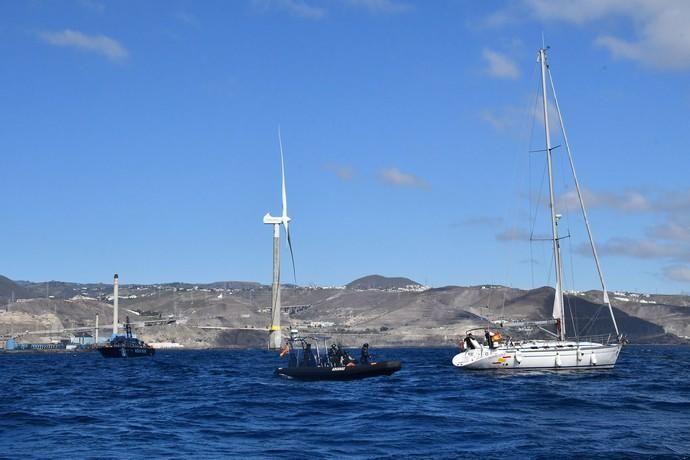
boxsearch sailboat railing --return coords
[509,333,616,347]
[568,333,616,345]
[463,333,617,351]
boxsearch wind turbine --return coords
[263,127,295,350]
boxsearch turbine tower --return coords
[112,273,119,336]
[263,128,295,350]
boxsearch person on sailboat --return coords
[463,333,478,350]
[485,330,495,349]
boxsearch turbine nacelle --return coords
[263,213,284,225]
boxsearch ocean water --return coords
[1,345,689,459]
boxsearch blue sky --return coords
[1,0,689,293]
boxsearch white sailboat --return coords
[452,47,623,370]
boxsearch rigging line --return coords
[501,289,506,320]
[579,300,605,336]
[528,128,536,289]
[522,59,542,291]
[566,295,578,340]
[527,65,545,239]
[567,223,579,335]
[529,235,535,289]
[528,142,549,287]
[530,160,549,239]
[530,75,552,242]
[529,145,561,153]
[527,61,541,162]
[548,66,619,337]
[486,288,493,325]
[546,239,555,288]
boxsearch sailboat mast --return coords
[539,47,566,341]
[546,71,620,339]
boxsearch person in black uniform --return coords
[360,343,370,364]
[302,342,317,367]
[327,344,338,366]
[336,344,354,365]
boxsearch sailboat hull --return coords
[452,341,621,370]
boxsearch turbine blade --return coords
[285,223,297,285]
[278,126,287,219]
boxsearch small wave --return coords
[1,346,689,458]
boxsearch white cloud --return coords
[524,0,630,24]
[496,228,531,241]
[648,222,690,241]
[496,227,549,241]
[478,106,528,136]
[345,0,411,14]
[76,0,105,13]
[565,188,690,278]
[663,265,690,282]
[595,35,643,62]
[462,216,503,226]
[519,257,541,265]
[484,7,521,29]
[586,237,690,261]
[378,167,430,190]
[482,48,520,79]
[555,187,690,219]
[524,0,690,71]
[534,97,561,136]
[479,94,558,136]
[252,0,326,19]
[478,109,511,133]
[557,188,653,213]
[323,163,355,181]
[659,189,690,218]
[175,10,201,27]
[39,29,128,61]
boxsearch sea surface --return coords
[1,345,689,459]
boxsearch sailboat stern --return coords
[452,347,510,369]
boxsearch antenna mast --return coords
[539,47,565,341]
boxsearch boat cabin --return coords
[282,334,330,368]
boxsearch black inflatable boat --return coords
[276,360,401,380]
[274,333,401,380]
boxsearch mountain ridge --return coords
[346,274,422,291]
[1,274,688,347]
